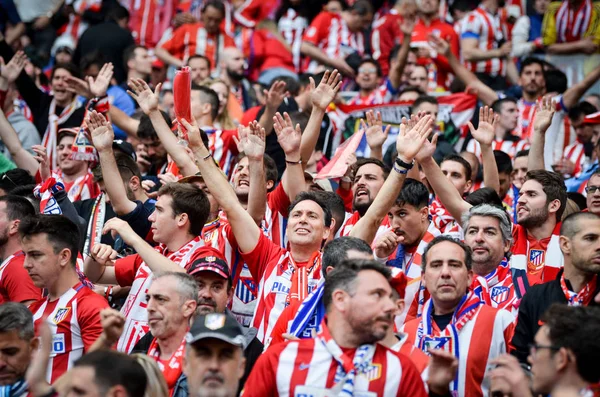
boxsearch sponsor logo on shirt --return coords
[51,333,66,356]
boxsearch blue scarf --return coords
[0,380,28,397]
[289,278,326,339]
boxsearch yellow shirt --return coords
[542,1,600,46]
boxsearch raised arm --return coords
[363,111,391,162]
[300,42,355,78]
[0,105,38,174]
[185,118,262,254]
[429,35,498,106]
[154,46,185,69]
[388,16,415,91]
[0,51,44,111]
[274,112,305,202]
[88,110,138,215]
[235,122,267,225]
[299,69,342,165]
[527,96,555,171]
[461,37,512,63]
[468,106,500,194]
[416,135,472,221]
[350,115,434,244]
[128,78,199,176]
[562,63,600,110]
[108,106,140,139]
[257,80,288,136]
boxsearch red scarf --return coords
[148,337,187,395]
[287,251,321,305]
[556,0,592,43]
[560,273,597,306]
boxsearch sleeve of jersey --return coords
[78,292,109,351]
[160,25,185,55]
[240,344,283,397]
[114,254,143,287]
[460,14,481,39]
[435,30,460,72]
[234,0,261,28]
[397,353,428,397]
[510,293,534,364]
[267,182,291,218]
[303,12,328,45]
[541,6,558,46]
[336,184,353,212]
[240,232,285,283]
[2,260,42,303]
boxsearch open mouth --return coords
[238,180,249,187]
[295,228,310,235]
[355,188,369,198]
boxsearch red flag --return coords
[173,66,192,140]
[315,129,365,180]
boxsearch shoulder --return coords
[76,287,109,311]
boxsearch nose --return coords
[148,211,155,222]
[475,230,485,242]
[440,263,452,277]
[199,287,212,299]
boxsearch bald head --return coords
[220,47,245,82]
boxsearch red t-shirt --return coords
[0,252,42,304]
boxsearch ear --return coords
[59,248,72,268]
[129,175,141,191]
[182,299,197,318]
[325,265,335,275]
[548,198,561,215]
[29,336,40,353]
[227,284,234,304]
[177,212,189,228]
[322,221,331,241]
[238,354,247,380]
[266,180,275,190]
[466,269,474,289]
[8,219,20,237]
[395,299,405,316]
[202,103,212,117]
[464,179,473,194]
[107,385,128,397]
[331,289,349,313]
[559,235,571,255]
[419,206,429,223]
[554,347,570,373]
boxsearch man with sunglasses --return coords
[512,212,600,364]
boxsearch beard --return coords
[196,297,217,315]
[353,195,373,217]
[347,312,392,345]
[226,68,244,82]
[518,206,549,229]
[0,227,9,248]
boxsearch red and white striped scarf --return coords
[148,336,187,394]
[560,273,597,306]
[556,0,593,43]
[42,99,79,171]
[509,223,563,290]
[429,198,462,238]
[471,258,520,315]
[287,251,322,306]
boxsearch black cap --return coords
[186,313,245,347]
[113,139,137,161]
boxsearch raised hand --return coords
[99,308,126,345]
[400,14,416,36]
[128,78,161,114]
[374,231,403,259]
[415,133,439,163]
[234,121,265,161]
[396,115,434,162]
[428,34,450,57]
[264,80,288,111]
[468,106,498,147]
[362,110,391,151]
[88,110,114,152]
[310,69,343,111]
[0,51,27,83]
[102,217,140,246]
[65,75,93,98]
[533,95,555,134]
[31,145,51,182]
[181,117,209,155]
[88,62,114,98]
[90,243,118,266]
[273,112,301,157]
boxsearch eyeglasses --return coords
[358,67,377,74]
[529,343,561,357]
[1,173,17,188]
[586,185,600,194]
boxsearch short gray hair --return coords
[152,271,198,304]
[0,302,35,340]
[462,204,512,244]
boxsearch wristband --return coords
[395,157,414,170]
[393,164,409,175]
[202,153,212,161]
[285,158,302,165]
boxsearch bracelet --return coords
[393,163,409,175]
[395,157,414,170]
[202,153,212,161]
[285,158,302,165]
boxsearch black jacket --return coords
[511,269,600,364]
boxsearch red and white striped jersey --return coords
[278,8,308,72]
[0,251,42,304]
[114,237,205,353]
[243,330,428,397]
[459,5,508,77]
[233,0,281,28]
[371,9,403,77]
[241,233,323,344]
[340,211,391,239]
[59,0,102,40]
[466,136,529,160]
[562,141,587,177]
[429,198,462,239]
[347,79,398,106]
[516,98,537,140]
[122,0,161,48]
[403,303,515,397]
[302,11,366,72]
[205,127,239,176]
[60,171,102,202]
[30,282,107,383]
[391,332,430,379]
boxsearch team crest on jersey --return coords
[423,336,451,352]
[362,363,382,381]
[491,286,510,305]
[528,249,545,271]
[235,277,257,303]
[53,308,71,324]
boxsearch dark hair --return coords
[8,185,38,209]
[192,85,220,121]
[442,154,473,181]
[288,191,333,227]
[349,0,373,15]
[18,215,81,266]
[422,235,473,271]
[358,58,382,77]
[323,259,390,310]
[188,54,210,67]
[123,45,147,70]
[353,157,390,180]
[201,0,226,16]
[544,69,568,94]
[116,153,142,181]
[79,51,105,75]
[106,4,130,22]
[465,187,504,208]
[322,237,372,274]
[519,57,546,76]
[395,178,429,209]
[525,170,567,221]
[494,150,513,174]
[289,111,310,134]
[399,85,426,98]
[568,101,597,121]
[263,154,278,186]
[51,62,81,80]
[0,302,34,340]
[0,195,35,221]
[411,95,438,114]
[157,183,210,236]
[75,351,147,397]
[137,111,172,140]
[560,211,600,239]
[491,97,518,114]
[0,169,35,193]
[298,73,312,89]
[311,191,346,234]
[271,77,300,97]
[515,149,529,160]
[567,192,587,211]
[541,304,600,384]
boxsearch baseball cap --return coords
[178,171,204,185]
[304,171,333,192]
[113,139,137,161]
[187,247,230,280]
[57,127,79,143]
[186,313,245,347]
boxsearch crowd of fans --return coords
[0,0,600,396]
